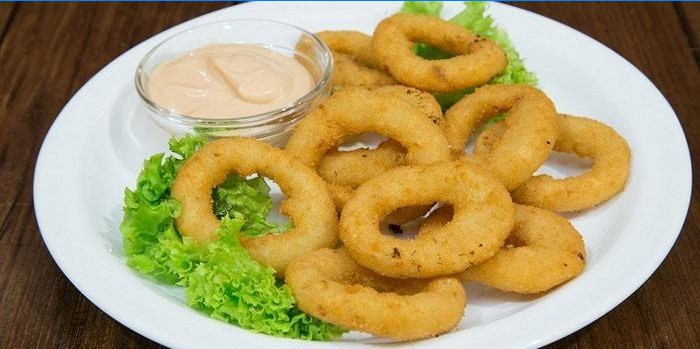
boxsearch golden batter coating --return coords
[316,31,396,88]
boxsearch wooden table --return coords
[1,2,697,348]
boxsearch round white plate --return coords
[34,2,692,348]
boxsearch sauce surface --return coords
[148,44,314,119]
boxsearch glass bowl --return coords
[135,19,333,146]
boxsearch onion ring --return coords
[171,137,338,275]
[373,85,445,125]
[372,13,507,92]
[462,204,586,293]
[316,31,396,88]
[503,114,631,211]
[443,84,557,190]
[316,30,382,68]
[332,53,396,89]
[318,139,407,189]
[419,204,586,293]
[339,159,514,278]
[285,248,467,340]
[285,88,451,214]
[317,85,443,188]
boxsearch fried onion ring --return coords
[502,114,631,211]
[316,30,381,68]
[339,160,514,278]
[318,139,407,188]
[316,31,395,88]
[171,137,338,275]
[443,84,557,190]
[419,204,586,293]
[285,88,451,214]
[466,205,585,293]
[317,85,443,188]
[373,85,445,125]
[372,13,507,92]
[332,53,396,88]
[285,248,466,340]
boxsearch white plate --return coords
[33,2,692,348]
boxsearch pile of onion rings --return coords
[168,10,631,342]
[285,87,450,224]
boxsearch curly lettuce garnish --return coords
[212,175,289,237]
[400,1,443,17]
[120,135,344,340]
[401,1,538,109]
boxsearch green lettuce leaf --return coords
[213,175,289,237]
[120,134,344,340]
[186,216,343,340]
[400,1,443,17]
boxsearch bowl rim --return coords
[134,18,333,126]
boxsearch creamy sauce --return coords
[148,44,314,119]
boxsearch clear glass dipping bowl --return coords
[135,19,332,146]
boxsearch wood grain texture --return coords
[0,2,697,349]
[0,3,15,41]
[677,2,700,63]
[678,2,700,48]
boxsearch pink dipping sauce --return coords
[148,44,314,119]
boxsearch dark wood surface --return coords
[0,3,15,39]
[0,2,697,348]
[679,2,700,63]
